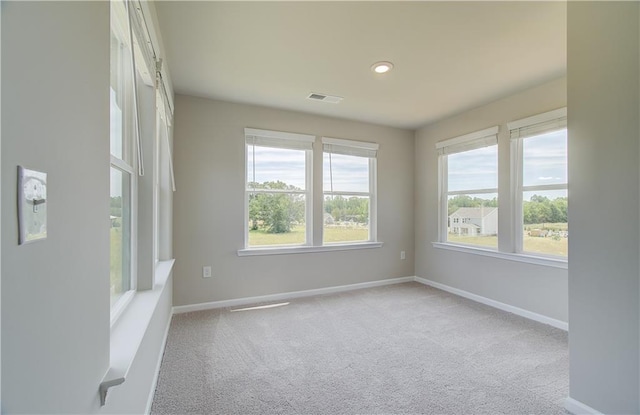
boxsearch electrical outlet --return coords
[400,251,406,260]
[203,266,212,278]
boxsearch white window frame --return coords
[437,126,499,247]
[322,137,379,244]
[509,107,567,258]
[244,128,315,249]
[110,0,138,324]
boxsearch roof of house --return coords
[450,207,497,219]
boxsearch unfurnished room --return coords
[1,1,639,414]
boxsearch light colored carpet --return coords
[152,282,568,414]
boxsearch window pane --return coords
[247,146,306,190]
[523,129,567,187]
[323,195,369,243]
[323,153,369,193]
[447,193,498,249]
[248,193,306,247]
[523,190,568,257]
[448,145,497,192]
[110,167,131,306]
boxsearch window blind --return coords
[508,108,567,140]
[125,0,144,176]
[436,126,499,156]
[245,128,315,151]
[322,137,378,158]
[129,0,155,79]
[156,77,176,192]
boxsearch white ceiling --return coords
[155,1,566,130]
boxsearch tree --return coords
[447,195,497,215]
[523,194,567,225]
[324,195,369,223]
[248,181,305,234]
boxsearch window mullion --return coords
[368,157,377,242]
[439,155,447,242]
[305,149,313,246]
[512,137,524,253]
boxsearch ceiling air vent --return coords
[307,93,343,104]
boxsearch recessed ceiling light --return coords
[371,61,394,74]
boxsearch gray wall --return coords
[1,2,172,413]
[567,2,640,413]
[2,2,109,411]
[172,96,415,306]
[414,77,568,322]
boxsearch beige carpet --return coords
[152,282,568,414]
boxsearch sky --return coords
[448,129,567,201]
[247,146,369,193]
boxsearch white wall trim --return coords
[564,397,603,415]
[144,313,172,415]
[414,277,568,331]
[173,276,414,314]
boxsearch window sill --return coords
[99,259,175,406]
[238,242,383,257]
[432,242,567,269]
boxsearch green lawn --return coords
[249,224,369,246]
[523,235,567,257]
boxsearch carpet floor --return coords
[151,282,569,414]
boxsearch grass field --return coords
[249,224,369,246]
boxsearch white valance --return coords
[436,126,499,156]
[322,137,378,158]
[508,108,567,140]
[245,128,315,151]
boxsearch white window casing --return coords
[110,0,139,320]
[322,137,378,243]
[244,129,315,248]
[436,127,499,246]
[509,108,567,256]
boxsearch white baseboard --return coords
[144,313,172,415]
[413,277,568,331]
[172,276,415,314]
[564,397,603,415]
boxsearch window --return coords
[438,127,499,249]
[510,108,567,258]
[323,137,378,244]
[110,0,136,311]
[245,128,314,248]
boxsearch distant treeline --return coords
[448,194,568,224]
